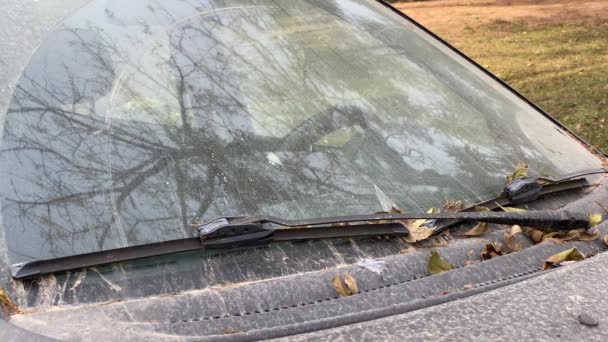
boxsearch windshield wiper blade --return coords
[10,168,606,280]
[10,209,593,280]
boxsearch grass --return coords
[396,1,608,152]
[454,20,608,150]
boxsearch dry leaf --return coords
[0,287,18,315]
[464,222,489,236]
[580,227,600,241]
[332,274,358,297]
[543,248,585,270]
[467,249,474,257]
[504,225,523,252]
[428,251,453,275]
[443,200,464,213]
[589,213,602,227]
[332,274,350,297]
[464,260,479,266]
[473,206,491,212]
[525,228,545,243]
[463,284,474,290]
[603,235,608,246]
[344,274,359,295]
[481,241,503,260]
[506,161,528,183]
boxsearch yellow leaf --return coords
[428,251,453,275]
[589,213,602,227]
[332,274,350,297]
[344,274,358,295]
[403,224,434,243]
[543,248,584,270]
[0,287,18,315]
[504,225,523,252]
[403,207,437,243]
[464,222,489,236]
[506,161,528,183]
[473,206,491,212]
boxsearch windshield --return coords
[0,0,602,264]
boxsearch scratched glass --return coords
[0,0,601,262]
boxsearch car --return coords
[1,0,608,340]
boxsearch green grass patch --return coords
[447,20,608,151]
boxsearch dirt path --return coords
[395,0,608,39]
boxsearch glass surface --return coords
[0,0,601,262]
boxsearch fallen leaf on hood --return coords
[428,251,453,275]
[504,225,523,252]
[543,248,584,270]
[481,241,504,260]
[579,227,600,241]
[506,161,528,183]
[332,274,350,297]
[344,274,359,295]
[525,228,545,243]
[464,222,489,236]
[589,213,602,227]
[0,287,18,315]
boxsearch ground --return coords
[395,0,608,152]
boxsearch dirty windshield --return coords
[0,0,601,263]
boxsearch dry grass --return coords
[395,0,608,151]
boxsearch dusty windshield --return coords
[0,0,601,263]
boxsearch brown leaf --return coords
[525,228,545,243]
[603,235,608,246]
[443,200,464,213]
[428,251,453,275]
[464,222,489,236]
[402,221,434,243]
[0,287,18,315]
[464,260,479,266]
[481,241,504,260]
[504,225,523,252]
[332,274,350,297]
[543,248,585,270]
[580,227,600,241]
[463,284,474,290]
[344,274,359,295]
[506,161,528,183]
